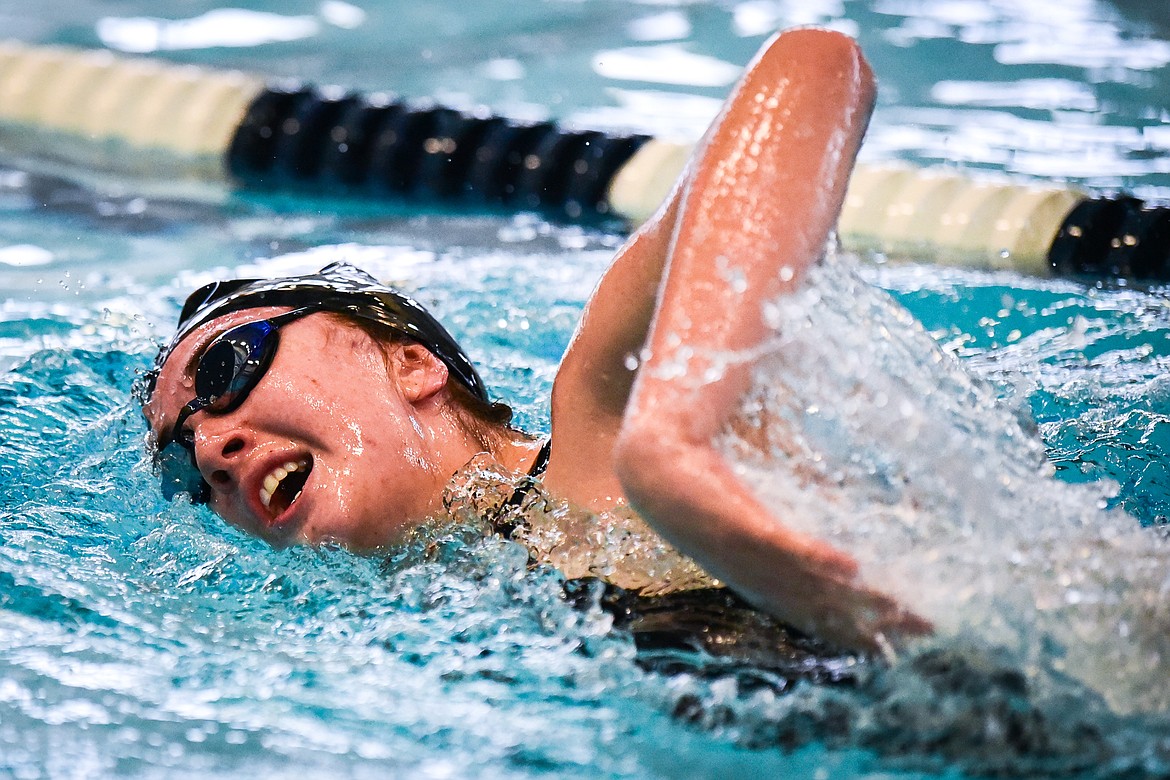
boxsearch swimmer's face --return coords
[144,309,471,549]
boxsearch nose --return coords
[189,413,251,491]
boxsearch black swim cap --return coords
[144,262,489,402]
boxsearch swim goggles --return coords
[144,262,490,503]
[154,306,322,503]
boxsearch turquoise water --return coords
[2,0,1170,777]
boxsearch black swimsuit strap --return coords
[493,438,551,538]
[527,438,553,479]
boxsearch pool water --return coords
[2,0,1170,777]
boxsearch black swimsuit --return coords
[492,438,552,539]
[491,437,864,693]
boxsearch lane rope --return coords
[0,39,1164,281]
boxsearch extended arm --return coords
[607,29,926,651]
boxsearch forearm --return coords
[556,29,876,421]
[613,411,927,651]
[645,28,875,371]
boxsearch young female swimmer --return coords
[142,28,931,653]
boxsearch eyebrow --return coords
[178,319,236,382]
[182,337,210,380]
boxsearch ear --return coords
[390,342,450,403]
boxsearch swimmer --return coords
[141,28,930,653]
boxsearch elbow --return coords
[767,27,876,105]
[613,417,695,519]
[770,26,864,64]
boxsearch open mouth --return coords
[259,456,312,520]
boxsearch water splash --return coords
[719,244,1170,722]
[0,346,653,778]
[442,454,717,597]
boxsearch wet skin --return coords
[550,28,931,651]
[144,308,519,549]
[147,28,929,653]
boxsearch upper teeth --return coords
[259,460,308,509]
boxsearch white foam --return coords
[719,244,1170,713]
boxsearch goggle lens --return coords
[195,321,278,412]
